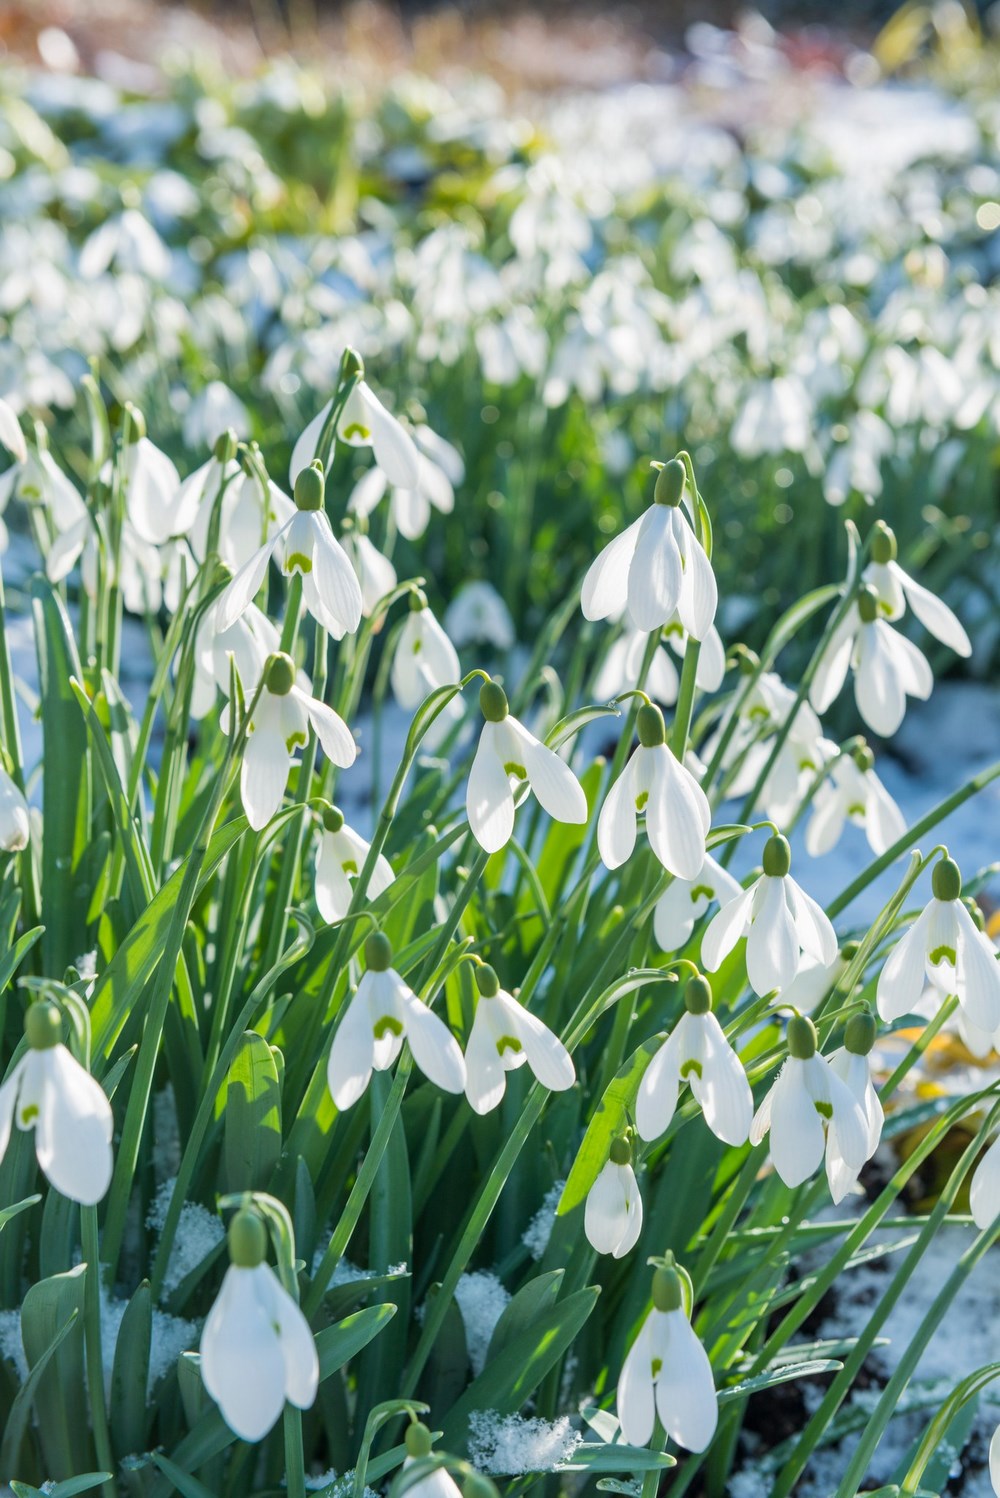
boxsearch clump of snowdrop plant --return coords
[0,333,998,1498]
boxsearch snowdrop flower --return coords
[183,381,250,450]
[805,742,906,858]
[120,409,184,548]
[290,357,419,489]
[582,459,717,639]
[862,520,971,659]
[593,612,725,707]
[0,762,29,850]
[585,1136,642,1258]
[779,945,857,1017]
[240,652,356,832]
[79,205,172,280]
[653,853,743,952]
[466,680,587,855]
[184,439,295,577]
[636,975,752,1146]
[315,805,394,924]
[0,397,25,463]
[990,1423,1000,1497]
[327,932,466,1109]
[702,834,837,997]
[876,857,1000,1033]
[811,584,932,739]
[750,1015,870,1189]
[342,522,397,617]
[400,1421,463,1498]
[464,963,575,1114]
[348,424,461,541]
[825,1010,884,1203]
[200,1208,317,1441]
[731,375,811,458]
[970,1124,1000,1230]
[0,1001,113,1204]
[598,703,709,881]
[0,445,86,537]
[617,1258,717,1453]
[444,580,515,652]
[217,462,363,642]
[391,592,463,748]
[191,601,279,719]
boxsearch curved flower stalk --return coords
[593,611,725,709]
[876,856,1000,1033]
[582,457,717,638]
[617,1257,717,1453]
[653,853,743,953]
[466,679,587,855]
[463,962,575,1114]
[0,761,30,850]
[217,462,363,641]
[315,804,394,924]
[391,592,464,749]
[702,834,837,997]
[805,740,906,858]
[598,702,709,880]
[636,974,752,1146]
[201,1207,318,1441]
[585,1135,642,1258]
[810,583,932,738]
[750,1015,870,1189]
[862,519,971,660]
[291,377,420,489]
[240,652,356,831]
[327,931,466,1109]
[824,1009,884,1204]
[0,1001,113,1204]
[348,423,461,540]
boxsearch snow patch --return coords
[468,1410,582,1474]
[454,1270,511,1377]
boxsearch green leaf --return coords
[718,1360,843,1402]
[110,1280,151,1457]
[486,1269,564,1363]
[558,1036,662,1216]
[316,1302,399,1381]
[0,1307,80,1481]
[150,1453,218,1498]
[223,1031,282,1192]
[18,1264,89,1479]
[562,1444,677,1474]
[0,1194,40,1232]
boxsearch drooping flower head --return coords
[617,1256,717,1453]
[637,973,753,1146]
[464,962,575,1114]
[598,701,710,881]
[315,804,394,925]
[863,520,971,660]
[811,582,932,739]
[824,1007,884,1204]
[400,1420,464,1498]
[585,1134,643,1259]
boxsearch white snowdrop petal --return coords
[876,908,932,1022]
[0,769,30,851]
[32,1046,113,1205]
[464,1007,507,1115]
[628,506,683,632]
[258,1269,319,1410]
[0,399,26,463]
[655,1309,718,1454]
[746,878,799,996]
[312,515,363,637]
[896,563,972,658]
[617,1317,657,1447]
[864,772,906,856]
[241,727,289,830]
[990,1422,1000,1497]
[635,1032,683,1142]
[645,745,709,881]
[467,723,515,854]
[653,879,700,952]
[676,513,718,642]
[805,787,845,859]
[700,883,756,973]
[809,619,855,715]
[348,465,389,520]
[298,692,357,770]
[585,1162,630,1256]
[401,993,466,1093]
[514,724,587,827]
[327,992,377,1110]
[217,536,278,633]
[769,1061,826,1187]
[955,904,1000,1033]
[315,835,355,924]
[855,623,907,737]
[971,1136,1000,1230]
[786,878,838,966]
[692,1013,752,1147]
[581,517,642,622]
[510,997,576,1092]
[201,1268,288,1440]
[598,756,640,871]
[290,402,331,485]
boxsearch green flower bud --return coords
[870,520,897,566]
[787,1014,817,1060]
[479,680,508,723]
[405,1422,433,1459]
[845,1008,877,1056]
[932,856,962,903]
[852,743,875,774]
[475,964,501,998]
[684,974,712,1015]
[265,652,296,696]
[341,348,365,381]
[228,1207,266,1268]
[840,940,861,962]
[653,458,686,508]
[651,1261,684,1312]
[733,644,761,676]
[365,931,393,972]
[410,588,429,613]
[213,428,238,465]
[762,833,791,878]
[609,1135,632,1166]
[25,1000,61,1051]
[124,403,146,443]
[965,897,986,933]
[294,462,324,512]
[636,702,666,748]
[857,585,879,625]
[322,805,345,834]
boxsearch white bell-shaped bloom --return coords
[0,397,25,463]
[636,976,752,1146]
[444,580,515,651]
[779,948,855,1017]
[327,933,466,1109]
[467,680,587,855]
[876,858,1000,1033]
[805,742,906,859]
[122,429,184,547]
[863,520,971,659]
[348,424,460,541]
[0,446,86,536]
[585,1139,642,1258]
[593,611,725,708]
[343,527,397,617]
[399,1423,463,1498]
[290,378,419,489]
[970,1131,1000,1229]
[0,1002,113,1204]
[653,854,743,953]
[315,806,394,924]
[990,1423,1000,1497]
[390,598,463,749]
[188,454,295,577]
[201,1209,318,1442]
[618,1262,717,1453]
[582,460,717,639]
[750,1016,870,1189]
[702,835,837,997]
[463,964,575,1114]
[183,381,250,450]
[824,1012,884,1204]
[79,206,172,280]
[0,764,30,851]
[240,653,356,832]
[217,463,363,641]
[191,601,279,720]
[811,586,932,739]
[598,702,709,881]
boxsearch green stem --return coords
[82,1206,115,1498]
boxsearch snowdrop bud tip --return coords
[294,464,324,511]
[870,521,897,565]
[964,897,986,933]
[852,744,875,774]
[651,1263,683,1312]
[405,1422,433,1458]
[228,1208,266,1267]
[609,1134,632,1166]
[684,975,712,1014]
[321,804,345,833]
[932,857,961,902]
[857,585,879,625]
[214,428,237,464]
[410,588,429,612]
[265,652,296,695]
[475,963,501,998]
[840,941,861,961]
[845,1009,877,1056]
[365,930,393,972]
[124,402,146,442]
[653,458,685,508]
[25,1000,61,1050]
[636,702,666,747]
[342,348,364,380]
[733,644,760,675]
[762,834,791,878]
[479,680,508,722]
[787,1014,817,1060]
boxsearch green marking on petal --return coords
[286,731,307,752]
[19,1104,38,1125]
[690,884,714,903]
[343,422,371,442]
[342,859,358,875]
[503,761,527,779]
[635,791,649,811]
[929,945,957,967]
[680,1059,703,1080]
[848,802,866,818]
[373,1015,404,1041]
[814,1100,833,1120]
[651,1358,663,1377]
[411,639,422,655]
[285,552,313,574]
[497,1035,523,1056]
